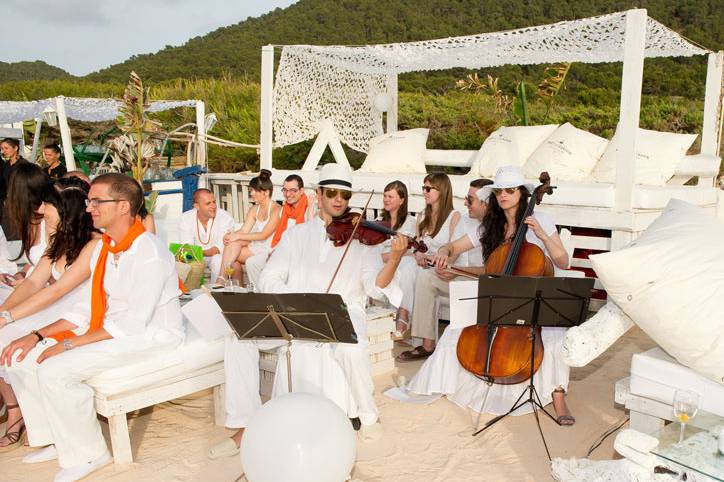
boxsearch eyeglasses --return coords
[322,188,352,201]
[422,186,438,193]
[85,198,124,208]
[492,187,519,196]
[281,188,300,194]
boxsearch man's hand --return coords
[36,342,65,364]
[0,334,39,367]
[388,235,409,261]
[203,247,220,257]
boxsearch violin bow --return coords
[325,190,375,294]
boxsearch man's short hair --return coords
[284,174,304,188]
[92,173,144,217]
[193,188,213,204]
[469,178,493,189]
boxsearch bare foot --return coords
[551,389,575,426]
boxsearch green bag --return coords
[170,243,205,290]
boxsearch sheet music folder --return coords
[211,292,358,344]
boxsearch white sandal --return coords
[208,438,240,460]
[391,319,411,341]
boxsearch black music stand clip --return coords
[465,275,593,460]
[211,292,357,393]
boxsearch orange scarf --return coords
[52,220,146,341]
[271,193,308,247]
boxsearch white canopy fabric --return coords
[272,11,710,152]
[0,97,197,124]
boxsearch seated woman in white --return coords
[396,173,462,358]
[0,172,100,450]
[406,166,576,425]
[377,181,417,339]
[216,169,281,287]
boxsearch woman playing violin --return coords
[405,166,576,425]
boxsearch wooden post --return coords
[701,51,723,158]
[387,74,398,133]
[55,96,77,171]
[614,9,647,212]
[260,45,275,171]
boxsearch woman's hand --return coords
[0,272,24,287]
[524,216,548,242]
[223,231,239,245]
[414,251,428,267]
[430,246,450,270]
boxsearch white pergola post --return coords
[701,51,723,159]
[387,74,398,133]
[194,100,206,168]
[55,96,77,171]
[614,9,647,212]
[260,45,275,171]
[30,119,42,163]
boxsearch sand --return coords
[0,327,655,482]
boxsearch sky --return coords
[2,0,297,76]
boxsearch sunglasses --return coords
[323,188,352,201]
[422,185,438,193]
[492,187,519,196]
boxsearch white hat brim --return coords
[477,182,537,202]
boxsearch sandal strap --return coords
[1,417,25,444]
[4,404,19,410]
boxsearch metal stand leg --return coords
[286,339,293,393]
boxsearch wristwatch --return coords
[63,339,74,351]
[0,310,14,324]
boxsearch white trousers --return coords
[7,336,177,468]
[395,256,421,313]
[224,337,377,428]
[206,253,222,283]
[244,253,267,289]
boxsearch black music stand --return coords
[212,292,357,393]
[464,275,593,460]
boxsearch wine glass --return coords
[672,389,700,445]
[223,263,235,289]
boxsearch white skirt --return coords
[406,326,570,415]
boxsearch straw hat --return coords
[476,166,536,202]
[317,163,353,191]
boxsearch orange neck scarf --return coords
[52,219,146,341]
[271,193,308,247]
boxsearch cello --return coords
[456,172,555,385]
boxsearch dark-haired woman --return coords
[378,181,417,340]
[406,166,575,425]
[217,169,281,285]
[0,175,100,450]
[0,138,30,239]
[43,143,67,179]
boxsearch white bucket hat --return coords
[317,163,353,191]
[476,165,536,202]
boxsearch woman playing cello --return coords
[404,166,575,425]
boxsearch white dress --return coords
[406,212,570,415]
[0,220,47,305]
[248,203,275,258]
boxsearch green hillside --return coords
[0,60,73,83]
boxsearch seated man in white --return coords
[1,173,184,482]
[179,188,235,283]
[210,163,407,459]
[245,173,317,289]
[397,177,492,361]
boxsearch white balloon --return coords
[241,393,356,482]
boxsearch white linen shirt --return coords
[179,208,235,255]
[259,216,401,342]
[63,232,184,342]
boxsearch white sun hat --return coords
[476,165,536,202]
[317,163,353,191]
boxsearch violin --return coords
[456,172,555,385]
[326,210,428,253]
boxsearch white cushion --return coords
[591,128,697,185]
[474,124,558,177]
[630,347,724,417]
[590,200,724,385]
[358,128,429,174]
[523,123,608,182]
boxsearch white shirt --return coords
[460,213,483,266]
[179,208,235,256]
[259,216,401,341]
[64,232,184,341]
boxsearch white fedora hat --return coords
[476,165,536,202]
[317,163,353,191]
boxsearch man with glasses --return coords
[209,163,408,460]
[179,188,235,283]
[3,173,183,481]
[245,174,317,289]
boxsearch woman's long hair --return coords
[44,177,95,266]
[381,180,408,231]
[481,187,532,261]
[418,173,453,238]
[7,163,52,261]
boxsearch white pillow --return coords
[358,128,429,173]
[589,200,724,385]
[591,128,697,185]
[474,124,558,177]
[523,123,608,182]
